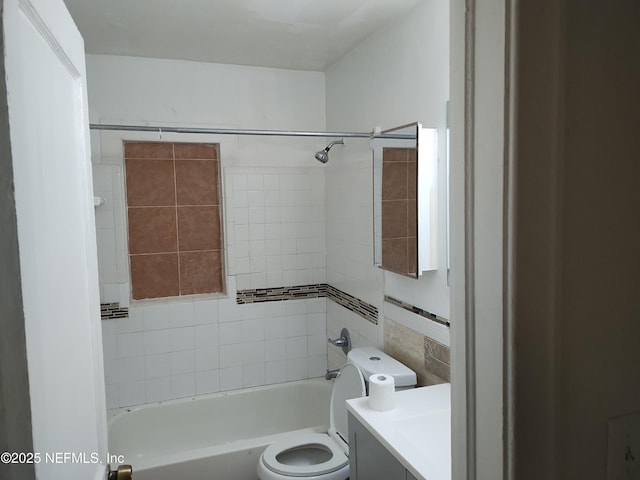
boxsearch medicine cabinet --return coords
[373,122,438,278]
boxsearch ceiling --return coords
[63,0,420,71]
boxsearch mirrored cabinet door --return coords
[373,123,438,278]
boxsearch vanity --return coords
[346,383,451,480]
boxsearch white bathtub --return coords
[108,379,332,480]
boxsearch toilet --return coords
[257,347,417,480]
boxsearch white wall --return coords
[87,55,330,407]
[324,0,449,366]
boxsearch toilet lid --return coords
[262,433,348,477]
[328,363,366,449]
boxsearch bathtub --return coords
[108,379,332,480]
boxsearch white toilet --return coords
[257,347,417,480]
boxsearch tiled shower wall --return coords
[93,150,328,408]
[101,296,327,408]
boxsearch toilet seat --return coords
[261,433,348,477]
[259,363,366,479]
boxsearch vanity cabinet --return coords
[348,412,417,480]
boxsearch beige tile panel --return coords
[384,318,450,387]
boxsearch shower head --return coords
[314,139,344,163]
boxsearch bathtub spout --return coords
[325,369,340,380]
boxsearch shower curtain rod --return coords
[89,123,415,140]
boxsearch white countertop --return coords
[346,383,451,480]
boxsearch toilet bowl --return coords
[257,348,416,480]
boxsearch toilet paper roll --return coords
[368,373,395,411]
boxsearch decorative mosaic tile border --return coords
[384,295,450,327]
[237,283,378,325]
[236,284,326,304]
[101,302,129,320]
[324,284,378,325]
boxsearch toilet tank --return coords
[347,347,417,390]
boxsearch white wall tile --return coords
[168,302,195,328]
[250,256,266,273]
[196,370,220,395]
[241,318,265,342]
[266,361,288,384]
[286,358,307,381]
[116,332,144,358]
[285,301,307,316]
[308,355,328,378]
[220,366,243,391]
[118,357,144,382]
[116,313,143,334]
[265,239,282,256]
[195,324,218,347]
[105,383,119,409]
[282,270,297,285]
[235,274,251,290]
[145,377,171,403]
[195,348,219,371]
[282,240,297,256]
[101,320,118,361]
[286,316,307,338]
[265,339,286,362]
[264,191,279,207]
[249,223,265,240]
[263,302,286,317]
[144,353,171,379]
[170,350,195,376]
[235,224,249,242]
[286,337,307,359]
[219,322,242,345]
[118,380,145,407]
[219,345,242,368]
[250,272,267,288]
[232,174,248,191]
[236,258,250,275]
[266,271,283,287]
[194,300,219,325]
[103,358,119,385]
[242,341,265,365]
[248,191,265,208]
[143,330,172,355]
[219,299,241,322]
[234,207,249,225]
[264,317,287,340]
[171,373,196,399]
[241,303,265,319]
[243,364,265,388]
[264,224,281,240]
[264,174,279,190]
[307,313,327,335]
[170,327,195,351]
[308,334,327,357]
[233,190,248,208]
[235,241,250,258]
[249,238,266,256]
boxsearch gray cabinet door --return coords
[348,413,406,480]
[406,470,419,480]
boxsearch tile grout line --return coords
[172,143,182,296]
